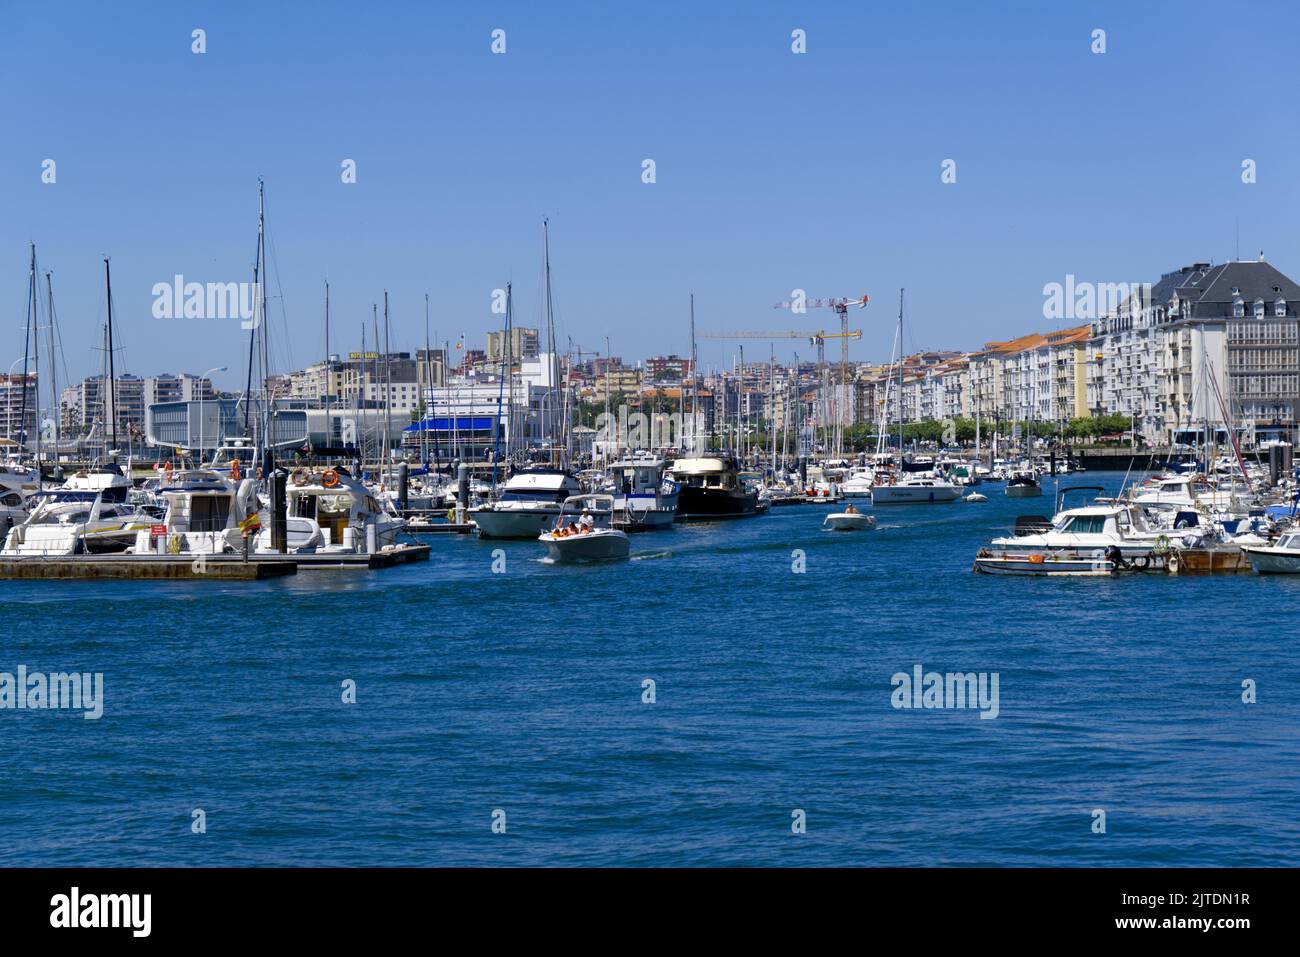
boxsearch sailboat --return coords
[871,290,961,505]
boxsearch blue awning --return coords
[404,416,496,433]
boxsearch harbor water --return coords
[2,472,1297,866]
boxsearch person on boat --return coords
[553,516,569,535]
[580,508,595,532]
[844,502,859,514]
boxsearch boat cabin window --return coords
[191,495,231,532]
[1062,515,1107,535]
[0,492,21,507]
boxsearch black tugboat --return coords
[667,453,759,519]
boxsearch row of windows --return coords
[1232,298,1288,318]
[1228,321,1298,344]
[1228,348,1299,371]
[1232,374,1300,396]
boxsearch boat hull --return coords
[974,555,1113,576]
[1242,547,1300,574]
[540,530,630,562]
[471,505,564,539]
[823,513,876,531]
[675,486,758,520]
[871,485,962,505]
[1005,484,1043,498]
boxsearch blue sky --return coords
[3,1,1297,390]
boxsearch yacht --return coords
[468,467,583,538]
[667,455,759,519]
[261,466,405,554]
[604,456,679,531]
[3,489,152,555]
[870,472,962,505]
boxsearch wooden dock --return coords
[0,555,298,580]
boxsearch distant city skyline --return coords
[5,1,1296,391]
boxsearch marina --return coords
[6,467,1299,869]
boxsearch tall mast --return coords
[543,219,560,464]
[896,288,904,459]
[19,244,35,460]
[491,283,513,490]
[105,257,118,459]
[324,280,331,413]
[45,270,60,451]
[688,293,697,453]
[383,290,392,469]
[423,292,432,467]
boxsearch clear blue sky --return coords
[4,0,1297,391]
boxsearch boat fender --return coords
[230,459,241,481]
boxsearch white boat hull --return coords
[871,485,962,505]
[974,555,1114,576]
[471,505,564,539]
[823,513,876,531]
[540,529,630,562]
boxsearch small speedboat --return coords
[964,493,988,503]
[823,511,876,531]
[538,494,629,563]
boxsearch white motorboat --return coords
[823,510,876,531]
[871,473,962,505]
[839,467,875,498]
[605,455,679,530]
[1005,469,1043,498]
[965,493,988,503]
[3,488,154,555]
[539,495,630,562]
[259,466,405,554]
[469,467,583,538]
[981,489,1176,567]
[973,553,1115,576]
[133,468,257,555]
[1241,530,1300,574]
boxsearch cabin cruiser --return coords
[468,467,583,538]
[1128,474,1244,515]
[135,465,402,557]
[870,472,962,505]
[132,468,257,555]
[603,455,679,530]
[976,490,1179,573]
[3,488,153,555]
[1240,529,1300,574]
[259,466,405,554]
[667,455,759,518]
[1004,468,1043,498]
[538,495,630,562]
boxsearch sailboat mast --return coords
[324,280,331,414]
[383,290,392,469]
[896,288,904,459]
[45,270,60,450]
[543,219,559,464]
[423,292,431,467]
[105,257,118,459]
[688,293,697,453]
[19,245,35,461]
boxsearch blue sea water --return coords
[1,471,1297,867]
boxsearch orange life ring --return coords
[291,468,308,486]
[322,468,340,488]
[230,459,241,481]
[1028,554,1045,564]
